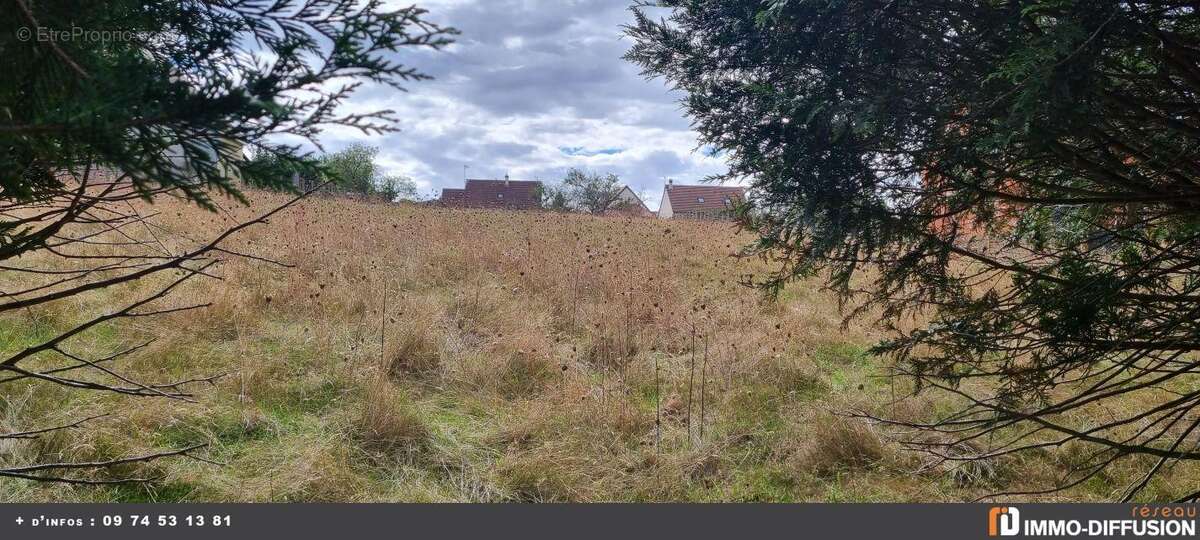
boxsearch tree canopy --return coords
[2,0,452,207]
[320,143,417,200]
[561,168,625,214]
[0,0,451,484]
[628,1,1200,500]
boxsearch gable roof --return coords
[612,186,652,213]
[440,179,543,209]
[664,184,746,215]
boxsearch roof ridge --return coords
[466,178,542,183]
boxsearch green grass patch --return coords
[0,316,59,355]
[691,464,797,502]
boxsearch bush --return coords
[794,413,883,476]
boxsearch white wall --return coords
[657,187,673,219]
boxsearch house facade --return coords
[605,186,655,218]
[657,180,745,220]
[439,176,544,210]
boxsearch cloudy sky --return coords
[316,0,726,210]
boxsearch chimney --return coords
[666,178,673,191]
[504,173,510,187]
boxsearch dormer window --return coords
[498,193,504,199]
[697,197,705,203]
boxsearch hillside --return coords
[1,190,1192,502]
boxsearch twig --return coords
[655,352,661,456]
[700,334,708,445]
[687,323,696,448]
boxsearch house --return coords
[439,176,544,210]
[923,171,1022,238]
[605,186,655,218]
[657,180,745,220]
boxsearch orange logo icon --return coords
[989,507,1021,537]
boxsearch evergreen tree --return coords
[628,0,1200,499]
[0,0,452,483]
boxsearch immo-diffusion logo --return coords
[989,507,1021,537]
[988,506,1197,537]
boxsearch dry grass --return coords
[792,413,885,477]
[355,377,428,456]
[1,189,1196,502]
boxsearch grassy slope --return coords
[1,190,1193,502]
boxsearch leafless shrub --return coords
[0,169,322,484]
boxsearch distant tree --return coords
[246,143,416,199]
[321,144,417,200]
[322,143,380,195]
[0,0,453,484]
[562,168,624,214]
[536,183,572,212]
[376,174,419,202]
[243,150,321,191]
[629,1,1200,500]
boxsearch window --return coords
[697,197,705,203]
[497,193,504,199]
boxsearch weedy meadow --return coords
[1,190,1194,502]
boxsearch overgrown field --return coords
[2,191,1194,502]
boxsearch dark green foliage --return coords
[1,0,453,207]
[242,151,322,191]
[628,1,1200,499]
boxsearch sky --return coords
[314,0,728,210]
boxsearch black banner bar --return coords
[0,503,1196,540]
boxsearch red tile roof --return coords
[665,185,745,215]
[440,179,543,210]
[441,188,467,205]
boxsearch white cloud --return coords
[305,0,729,210]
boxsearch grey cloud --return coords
[638,150,688,177]
[312,0,726,207]
[480,142,538,160]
